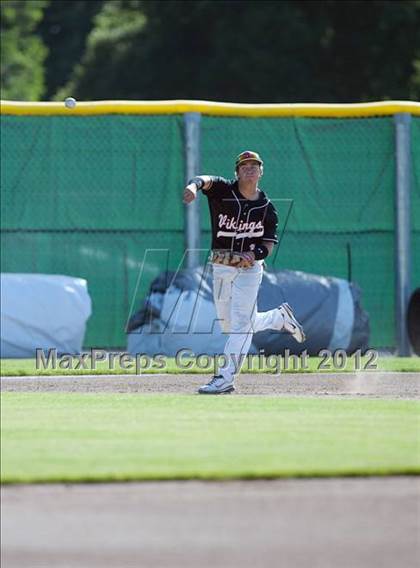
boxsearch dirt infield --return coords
[2,477,419,568]
[2,372,419,568]
[1,371,419,397]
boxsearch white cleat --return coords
[198,375,235,395]
[278,302,306,343]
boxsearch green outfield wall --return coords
[1,102,419,348]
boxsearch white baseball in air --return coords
[64,97,77,109]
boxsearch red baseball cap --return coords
[235,150,263,168]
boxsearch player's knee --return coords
[220,319,231,333]
[231,311,253,333]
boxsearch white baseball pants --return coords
[212,262,283,381]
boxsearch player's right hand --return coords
[183,183,197,204]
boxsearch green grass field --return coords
[1,355,419,376]
[1,393,419,484]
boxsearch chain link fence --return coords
[201,116,398,348]
[1,111,419,348]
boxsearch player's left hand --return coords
[212,250,255,268]
[233,251,255,268]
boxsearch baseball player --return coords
[183,150,305,394]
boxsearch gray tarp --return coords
[1,274,92,358]
[127,266,369,356]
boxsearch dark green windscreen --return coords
[2,114,419,348]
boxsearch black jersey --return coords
[202,177,278,252]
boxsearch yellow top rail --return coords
[1,99,419,117]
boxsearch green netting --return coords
[1,113,419,348]
[411,117,420,309]
[201,116,397,347]
[1,115,186,347]
[1,231,185,347]
[1,116,184,230]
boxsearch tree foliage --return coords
[59,0,420,102]
[2,0,419,102]
[1,0,48,100]
[38,0,104,99]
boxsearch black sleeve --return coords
[201,176,231,197]
[263,202,279,243]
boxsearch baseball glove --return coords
[211,249,255,268]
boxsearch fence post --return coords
[184,112,201,268]
[394,113,412,356]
